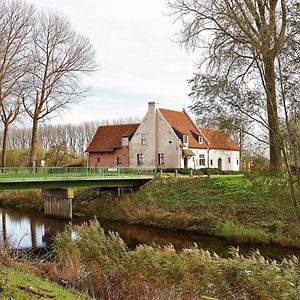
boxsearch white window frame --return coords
[158,153,165,165]
[182,135,189,145]
[137,153,143,165]
[141,134,147,145]
[121,137,129,147]
[199,154,205,166]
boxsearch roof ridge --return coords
[159,108,184,113]
[199,127,220,131]
[97,123,140,127]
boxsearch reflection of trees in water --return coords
[43,218,70,247]
[2,213,6,242]
[100,221,223,251]
[0,209,44,248]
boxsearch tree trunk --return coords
[1,123,9,167]
[30,116,39,167]
[264,56,283,174]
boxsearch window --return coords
[158,153,165,165]
[228,157,231,164]
[182,135,189,145]
[199,154,205,166]
[137,153,143,165]
[141,134,147,145]
[97,157,100,163]
[198,136,203,144]
[237,159,239,165]
[116,156,122,166]
[121,137,129,146]
[210,159,213,166]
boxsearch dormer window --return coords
[121,137,129,147]
[198,136,203,144]
[182,135,189,146]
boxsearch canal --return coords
[0,207,299,261]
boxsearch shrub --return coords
[158,168,205,176]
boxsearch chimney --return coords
[148,101,157,113]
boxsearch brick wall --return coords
[89,147,130,168]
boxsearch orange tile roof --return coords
[159,108,208,149]
[86,123,139,153]
[199,128,240,151]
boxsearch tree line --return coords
[1,116,141,154]
[0,0,97,167]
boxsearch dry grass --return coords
[43,220,300,300]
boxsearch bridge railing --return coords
[0,167,157,179]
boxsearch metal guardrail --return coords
[0,167,157,179]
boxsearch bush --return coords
[158,167,205,176]
[200,168,243,175]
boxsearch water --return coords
[0,207,299,261]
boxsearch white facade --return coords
[129,102,240,171]
[129,102,182,168]
[178,148,240,171]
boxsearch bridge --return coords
[0,167,156,219]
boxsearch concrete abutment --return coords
[42,188,73,219]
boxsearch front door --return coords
[184,157,188,169]
[218,158,222,170]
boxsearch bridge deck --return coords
[0,167,156,190]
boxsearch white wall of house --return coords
[207,149,240,171]
[156,110,181,168]
[180,148,240,171]
[129,102,157,168]
[180,148,206,169]
[129,102,182,168]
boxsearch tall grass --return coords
[48,220,300,300]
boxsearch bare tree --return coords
[0,0,34,166]
[1,95,23,166]
[23,11,97,167]
[167,0,293,174]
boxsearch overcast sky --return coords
[28,0,197,124]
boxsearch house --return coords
[86,123,139,168]
[86,102,240,171]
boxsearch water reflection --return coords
[43,218,70,245]
[0,207,299,261]
[0,209,44,248]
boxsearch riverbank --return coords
[0,175,299,248]
[0,262,87,299]
[0,189,42,211]
[74,175,300,248]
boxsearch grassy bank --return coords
[73,175,300,247]
[0,263,87,299]
[0,189,42,211]
[46,220,300,299]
